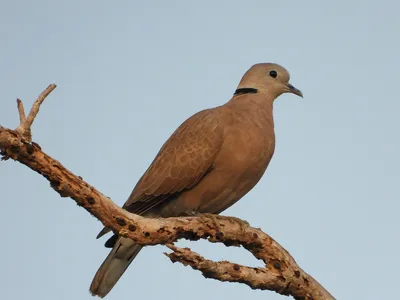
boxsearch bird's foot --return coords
[196,213,224,237]
[225,216,249,232]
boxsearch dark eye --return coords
[269,70,277,78]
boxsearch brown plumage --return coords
[90,63,303,297]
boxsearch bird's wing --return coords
[123,108,222,214]
[96,108,222,240]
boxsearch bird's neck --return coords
[228,89,275,111]
[226,90,275,127]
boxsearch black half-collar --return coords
[233,88,258,96]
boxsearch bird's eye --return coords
[269,70,277,78]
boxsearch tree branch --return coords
[15,83,56,142]
[0,85,335,300]
[165,244,305,298]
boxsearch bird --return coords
[90,63,303,297]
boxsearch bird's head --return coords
[236,63,303,99]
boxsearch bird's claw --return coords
[197,213,224,235]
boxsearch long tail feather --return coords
[90,237,143,298]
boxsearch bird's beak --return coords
[286,83,303,98]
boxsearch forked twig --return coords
[15,83,56,141]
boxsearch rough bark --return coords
[0,85,335,300]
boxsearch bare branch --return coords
[15,84,56,142]
[166,244,297,299]
[24,83,56,128]
[16,99,31,141]
[17,99,26,123]
[0,85,335,300]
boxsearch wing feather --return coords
[123,108,222,213]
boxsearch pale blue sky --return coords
[1,1,399,299]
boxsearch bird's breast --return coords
[215,113,275,182]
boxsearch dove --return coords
[90,63,303,297]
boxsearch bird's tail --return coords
[90,237,143,298]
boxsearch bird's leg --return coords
[188,211,224,236]
[225,216,249,232]
[199,213,224,236]
[188,212,248,237]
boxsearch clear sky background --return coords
[1,1,399,299]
